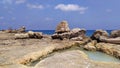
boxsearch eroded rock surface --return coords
[55,20,70,33]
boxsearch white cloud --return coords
[55,4,88,14]
[2,0,26,4]
[15,0,26,4]
[27,4,44,9]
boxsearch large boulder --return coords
[55,21,70,34]
[70,28,86,38]
[52,28,86,40]
[110,30,120,38]
[91,29,109,42]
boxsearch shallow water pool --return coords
[83,50,120,63]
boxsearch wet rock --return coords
[91,29,109,42]
[84,40,97,51]
[110,30,120,38]
[55,21,70,34]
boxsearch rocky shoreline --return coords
[0,21,120,68]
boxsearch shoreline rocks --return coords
[15,31,43,39]
[55,20,70,34]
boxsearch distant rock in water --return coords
[110,30,120,38]
[55,20,70,34]
[91,29,109,42]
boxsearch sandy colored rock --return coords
[110,30,120,38]
[55,21,70,33]
[84,40,97,51]
[91,29,109,42]
[95,43,120,59]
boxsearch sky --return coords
[0,0,120,30]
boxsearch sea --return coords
[27,30,112,36]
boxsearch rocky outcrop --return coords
[55,20,70,34]
[3,26,26,33]
[84,40,97,51]
[15,33,29,39]
[52,28,86,40]
[28,31,43,39]
[91,29,109,42]
[110,30,120,38]
[52,23,86,40]
[99,36,120,44]
[95,43,120,59]
[15,31,43,39]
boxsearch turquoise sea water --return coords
[27,30,112,36]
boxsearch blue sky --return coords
[0,0,120,30]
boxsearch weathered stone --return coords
[84,40,97,51]
[70,36,83,41]
[91,29,109,42]
[55,21,70,33]
[99,36,120,44]
[52,28,86,40]
[110,30,120,38]
[95,43,120,59]
[15,33,29,39]
[28,31,43,39]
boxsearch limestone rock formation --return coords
[55,21,70,34]
[15,31,43,39]
[28,31,43,39]
[3,26,26,33]
[99,36,120,44]
[110,30,120,38]
[52,22,86,40]
[91,29,109,42]
[15,33,29,39]
[84,40,97,51]
[95,43,120,59]
[52,28,86,40]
